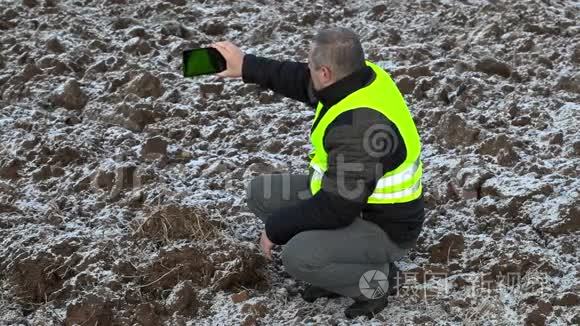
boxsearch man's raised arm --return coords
[212,41,316,105]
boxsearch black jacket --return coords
[242,54,425,246]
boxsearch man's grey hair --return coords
[311,27,365,80]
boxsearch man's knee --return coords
[281,232,327,279]
[247,175,274,217]
[246,176,263,216]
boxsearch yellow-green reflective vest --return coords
[308,61,423,204]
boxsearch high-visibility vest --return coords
[308,61,422,204]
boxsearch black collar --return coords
[314,66,375,108]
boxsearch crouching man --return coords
[213,27,425,319]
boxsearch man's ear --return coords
[321,66,333,83]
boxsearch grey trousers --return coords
[247,174,410,299]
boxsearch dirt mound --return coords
[7,252,70,304]
[139,247,213,292]
[65,296,114,326]
[165,280,199,317]
[0,158,21,180]
[137,242,267,294]
[141,136,168,160]
[208,242,268,291]
[127,72,164,98]
[49,79,88,110]
[475,57,512,78]
[132,205,219,242]
[428,233,465,264]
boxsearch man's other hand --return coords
[259,230,274,260]
[211,41,245,78]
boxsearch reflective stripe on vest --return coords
[308,61,423,204]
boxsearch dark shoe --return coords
[301,284,341,303]
[344,296,389,319]
[388,263,405,296]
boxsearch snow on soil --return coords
[0,0,578,325]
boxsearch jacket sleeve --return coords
[264,108,407,245]
[242,54,317,106]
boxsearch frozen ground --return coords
[0,0,578,325]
